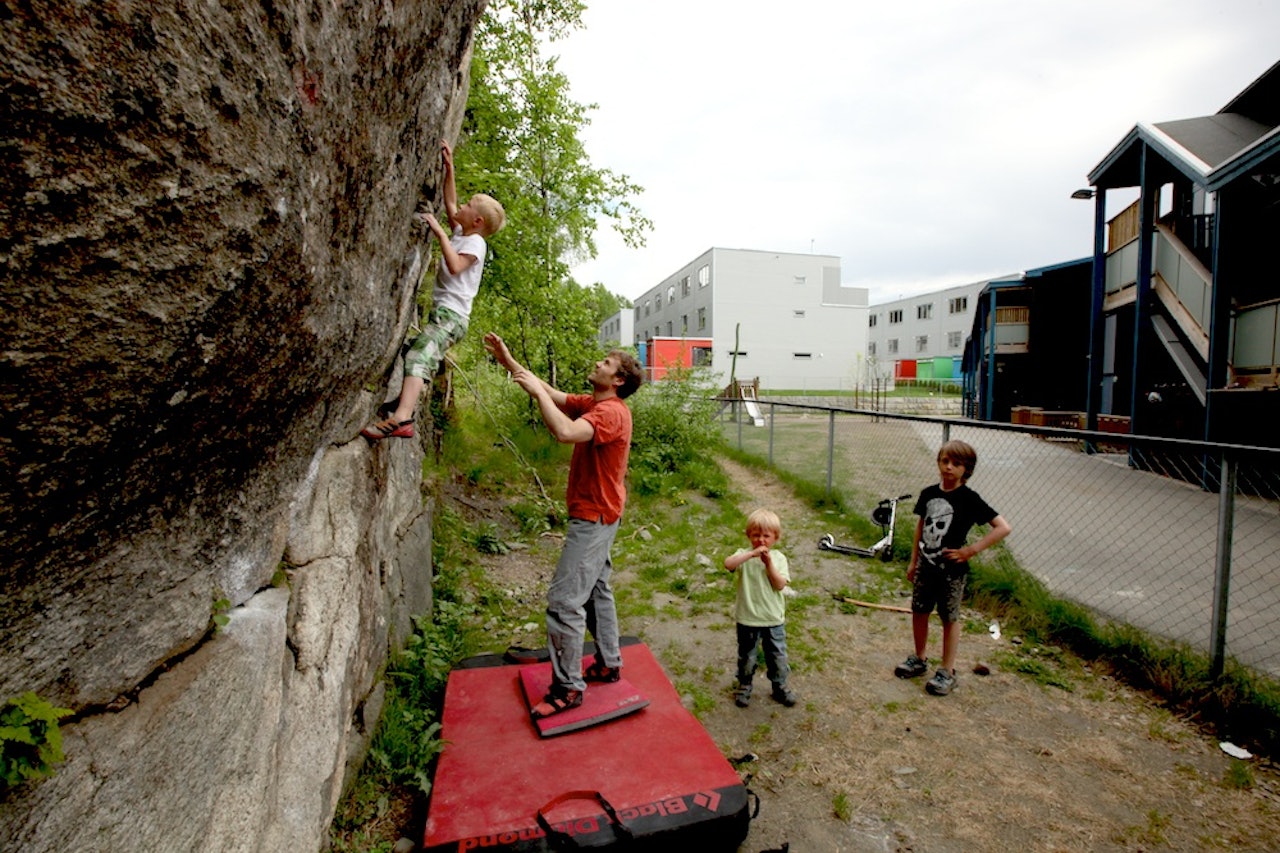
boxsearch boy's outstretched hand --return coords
[414,211,446,239]
[440,139,454,171]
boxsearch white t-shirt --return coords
[430,227,487,321]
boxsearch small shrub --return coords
[1,692,73,788]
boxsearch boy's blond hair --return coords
[470,193,506,236]
[745,508,782,538]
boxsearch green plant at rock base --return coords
[1,691,73,788]
[211,594,231,631]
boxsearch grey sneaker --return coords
[894,654,928,679]
[926,668,958,696]
[734,683,752,708]
[771,685,798,707]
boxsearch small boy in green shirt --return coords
[724,508,797,708]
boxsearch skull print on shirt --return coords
[920,497,955,565]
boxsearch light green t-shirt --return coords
[732,549,789,627]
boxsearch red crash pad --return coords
[423,638,751,851]
[519,657,649,737]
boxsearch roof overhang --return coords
[1087,121,1212,189]
[1206,124,1280,191]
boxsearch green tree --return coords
[454,0,650,389]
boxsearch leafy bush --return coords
[629,367,722,490]
[1,692,72,788]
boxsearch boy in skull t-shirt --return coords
[893,440,1011,696]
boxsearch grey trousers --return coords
[546,517,622,692]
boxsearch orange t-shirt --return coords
[562,394,633,524]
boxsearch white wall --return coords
[866,279,990,369]
[598,308,633,348]
[627,247,869,390]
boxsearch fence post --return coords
[736,402,743,449]
[942,422,950,445]
[768,402,775,465]
[1209,454,1237,679]
[826,409,836,497]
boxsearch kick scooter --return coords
[817,493,912,562]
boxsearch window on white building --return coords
[697,308,706,330]
[869,314,878,327]
[916,335,928,352]
[868,342,877,356]
[947,331,962,348]
[681,315,688,334]
[889,310,903,324]
[948,296,968,314]
[888,338,899,354]
[681,276,690,296]
[655,293,662,309]
[667,285,676,303]
[917,303,933,320]
[697,264,710,286]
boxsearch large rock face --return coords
[0,1,483,849]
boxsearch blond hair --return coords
[470,193,506,236]
[745,508,782,539]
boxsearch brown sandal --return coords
[584,660,621,683]
[530,687,583,720]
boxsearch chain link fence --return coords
[717,399,1280,680]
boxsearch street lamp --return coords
[1071,188,1096,200]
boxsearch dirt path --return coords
[620,456,1280,852]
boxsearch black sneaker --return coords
[926,668,958,696]
[894,654,928,679]
[734,683,752,708]
[771,686,798,707]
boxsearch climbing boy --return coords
[895,440,1011,696]
[362,139,505,440]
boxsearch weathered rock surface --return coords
[0,1,481,849]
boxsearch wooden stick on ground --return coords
[833,595,911,614]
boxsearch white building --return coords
[625,247,868,390]
[866,279,996,382]
[598,308,633,349]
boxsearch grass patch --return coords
[966,548,1280,757]
[1223,758,1254,790]
[1115,809,1170,847]
[994,649,1075,692]
[832,790,853,822]
[674,681,716,717]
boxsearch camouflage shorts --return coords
[404,306,467,379]
[910,562,967,623]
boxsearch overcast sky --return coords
[551,1,1279,305]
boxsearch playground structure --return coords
[720,378,765,427]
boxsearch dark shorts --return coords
[910,563,967,623]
